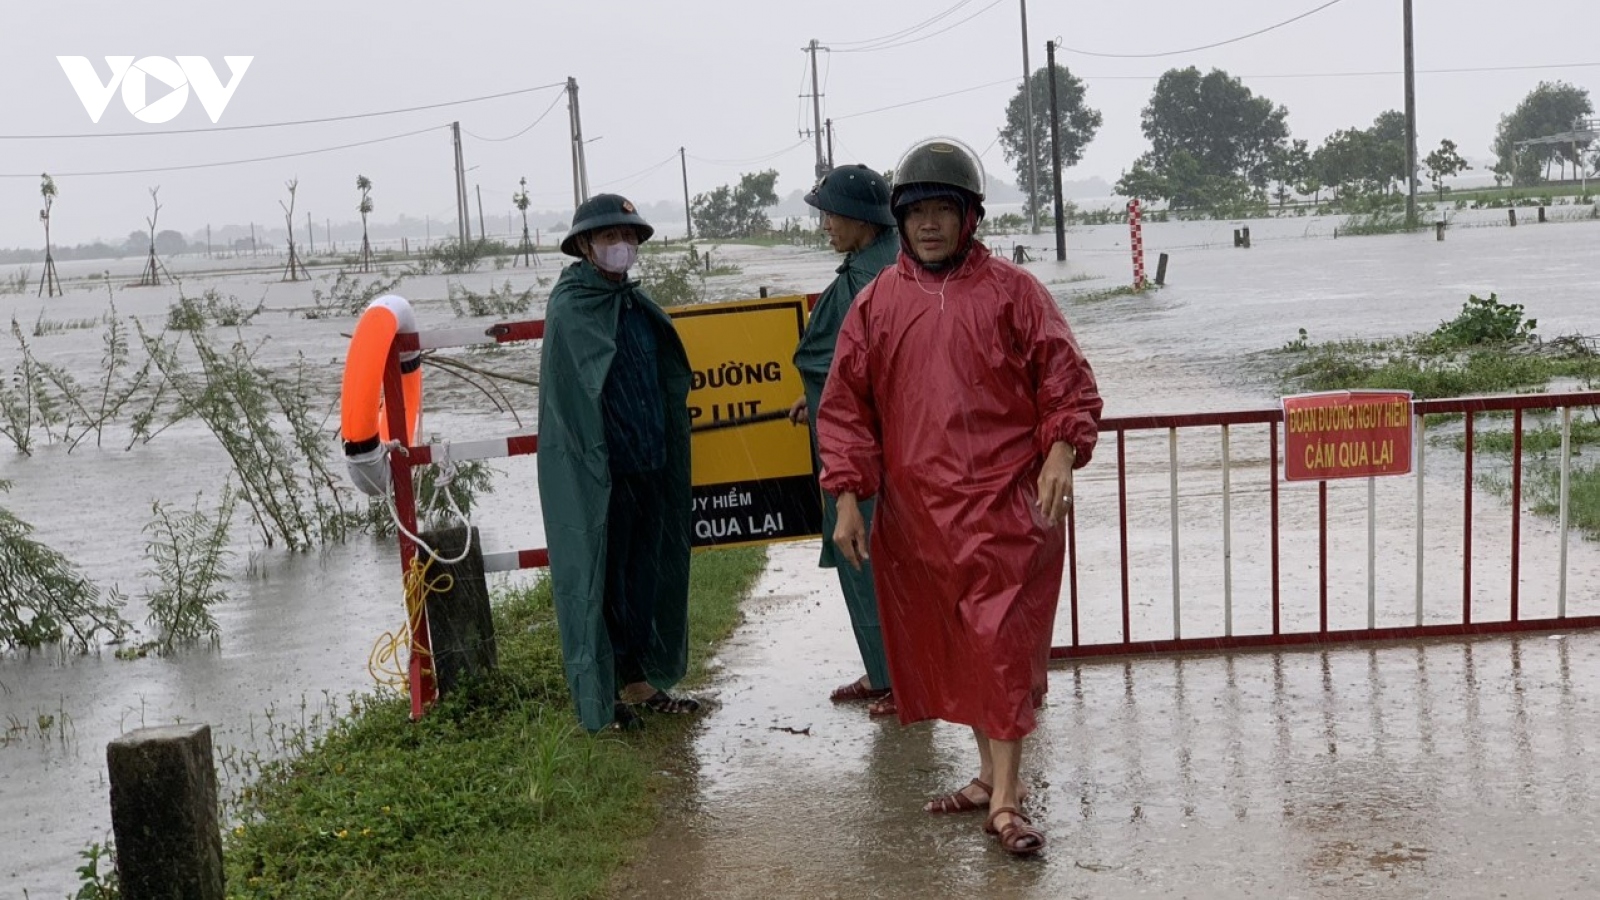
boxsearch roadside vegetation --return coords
[217,547,763,899]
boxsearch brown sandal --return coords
[985,806,1045,857]
[830,678,891,703]
[867,692,897,718]
[925,778,992,814]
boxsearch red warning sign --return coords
[1282,390,1413,482]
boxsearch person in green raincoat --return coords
[787,165,900,717]
[538,193,700,732]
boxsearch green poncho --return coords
[792,227,899,389]
[537,260,693,732]
[793,226,897,570]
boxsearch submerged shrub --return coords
[446,279,536,318]
[166,287,265,331]
[0,479,128,649]
[308,269,405,319]
[143,486,236,651]
[1426,292,1537,350]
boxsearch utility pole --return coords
[567,77,590,208]
[452,121,470,244]
[680,147,694,241]
[1046,40,1066,261]
[475,184,486,240]
[826,118,835,169]
[1020,0,1039,234]
[1403,0,1418,226]
[307,211,314,256]
[806,39,827,181]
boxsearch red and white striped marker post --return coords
[1128,199,1147,289]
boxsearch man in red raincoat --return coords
[817,137,1101,856]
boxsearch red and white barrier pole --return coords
[1128,199,1147,289]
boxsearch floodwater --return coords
[618,542,1600,900]
[2,206,1599,898]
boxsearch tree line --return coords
[1008,64,1592,217]
[688,67,1593,237]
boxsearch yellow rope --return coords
[368,556,454,693]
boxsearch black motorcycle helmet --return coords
[889,137,987,216]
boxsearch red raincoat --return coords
[817,242,1101,740]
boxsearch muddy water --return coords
[2,214,1599,897]
[619,543,1600,899]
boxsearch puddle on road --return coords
[615,544,1600,899]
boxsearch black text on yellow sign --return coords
[666,296,821,548]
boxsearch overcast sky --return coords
[3,0,1596,248]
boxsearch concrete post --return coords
[107,724,224,900]
[419,526,499,696]
[1509,208,1518,227]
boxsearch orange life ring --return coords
[340,294,422,496]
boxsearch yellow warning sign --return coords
[666,295,821,547]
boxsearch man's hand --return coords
[833,492,869,569]
[1036,442,1076,525]
[787,395,808,425]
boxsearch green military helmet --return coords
[560,193,655,257]
[804,164,895,227]
[890,137,987,211]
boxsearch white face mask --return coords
[593,241,638,274]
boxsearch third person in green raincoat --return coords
[787,164,900,716]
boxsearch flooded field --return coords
[3,208,1598,897]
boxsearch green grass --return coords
[1448,416,1600,455]
[1547,465,1600,538]
[1445,183,1596,206]
[1286,348,1594,399]
[1068,283,1158,303]
[222,545,766,899]
[1336,210,1424,237]
[1446,414,1600,539]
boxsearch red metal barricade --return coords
[1056,392,1600,661]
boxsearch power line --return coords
[822,0,977,48]
[464,90,566,142]
[830,0,1006,54]
[592,152,680,191]
[1058,0,1349,59]
[1240,60,1600,79]
[0,125,443,178]
[0,82,566,140]
[1071,60,1600,81]
[833,77,1015,120]
[687,140,809,166]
